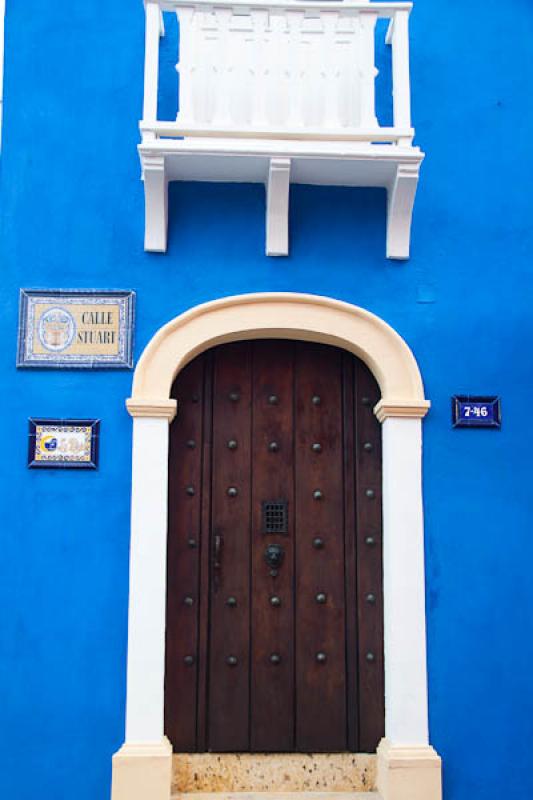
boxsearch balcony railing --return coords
[139,0,424,258]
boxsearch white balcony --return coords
[140,0,424,258]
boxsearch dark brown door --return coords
[165,340,384,753]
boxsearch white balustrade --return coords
[142,0,415,144]
[139,0,423,259]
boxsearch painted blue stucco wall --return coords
[1,1,532,799]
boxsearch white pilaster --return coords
[126,415,172,743]
[377,415,441,800]
[112,409,175,800]
[382,416,428,745]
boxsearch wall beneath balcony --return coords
[0,2,532,800]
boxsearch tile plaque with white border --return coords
[17,289,135,368]
[28,419,100,469]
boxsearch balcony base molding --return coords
[376,739,442,800]
[111,738,172,800]
[139,139,424,260]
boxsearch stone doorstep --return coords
[172,794,382,800]
[172,754,377,795]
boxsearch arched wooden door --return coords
[165,340,384,753]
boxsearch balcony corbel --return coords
[266,158,291,257]
[386,162,420,260]
[142,153,168,252]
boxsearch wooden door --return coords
[165,340,384,753]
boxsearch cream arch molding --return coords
[126,292,430,421]
[112,293,441,800]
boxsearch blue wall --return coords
[1,2,532,799]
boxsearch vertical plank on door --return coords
[342,353,360,752]
[250,341,295,751]
[196,352,213,751]
[354,361,385,752]
[294,343,347,752]
[208,342,252,751]
[165,357,205,751]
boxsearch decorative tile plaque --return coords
[17,289,135,368]
[451,395,501,428]
[28,419,100,469]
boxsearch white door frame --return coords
[111,293,441,800]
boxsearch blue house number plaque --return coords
[452,396,501,428]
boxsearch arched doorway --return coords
[112,294,441,800]
[165,340,384,754]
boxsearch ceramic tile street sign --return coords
[28,419,100,469]
[17,289,135,368]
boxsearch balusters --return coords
[228,12,255,127]
[300,14,326,129]
[175,8,195,124]
[286,10,305,128]
[250,9,269,127]
[191,8,220,124]
[321,10,340,129]
[213,8,233,126]
[172,0,400,140]
[264,11,291,127]
[335,12,359,128]
[358,11,379,129]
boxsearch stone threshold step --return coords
[172,753,376,794]
[172,794,382,800]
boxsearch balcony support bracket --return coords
[266,158,291,257]
[386,162,421,260]
[143,153,168,253]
